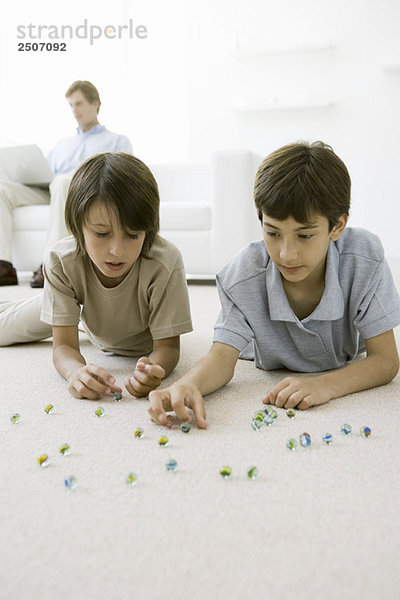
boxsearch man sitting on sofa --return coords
[0,79,132,287]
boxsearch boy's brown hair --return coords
[65,80,101,113]
[65,152,160,256]
[254,141,351,231]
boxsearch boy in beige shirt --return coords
[0,152,192,399]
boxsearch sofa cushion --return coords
[151,164,210,204]
[13,205,49,231]
[160,230,211,274]
[160,202,211,231]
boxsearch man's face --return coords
[67,90,99,132]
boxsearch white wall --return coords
[185,0,400,257]
[0,0,399,255]
[0,0,190,162]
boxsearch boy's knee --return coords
[50,174,72,195]
[0,181,14,208]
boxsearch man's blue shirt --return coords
[47,125,132,175]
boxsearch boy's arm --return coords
[264,329,399,409]
[52,325,122,399]
[148,342,240,428]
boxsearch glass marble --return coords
[322,433,333,445]
[166,459,178,472]
[286,409,296,419]
[59,444,71,456]
[254,409,265,418]
[360,426,372,438]
[341,424,352,435]
[126,472,138,486]
[10,413,21,424]
[158,436,169,447]
[181,422,191,433]
[44,404,54,414]
[263,405,273,416]
[253,413,264,424]
[64,475,77,490]
[113,392,122,401]
[134,427,144,439]
[220,466,232,479]
[264,410,278,426]
[286,439,297,451]
[251,419,263,431]
[95,406,105,418]
[37,454,49,467]
[247,466,259,480]
[299,432,311,447]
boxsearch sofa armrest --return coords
[210,150,263,272]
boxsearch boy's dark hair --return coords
[254,141,351,231]
[65,80,101,113]
[65,152,160,256]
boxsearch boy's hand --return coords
[148,382,207,429]
[125,356,166,397]
[262,375,332,410]
[67,364,122,400]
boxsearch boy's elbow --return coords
[172,349,181,370]
[381,352,399,383]
[165,347,180,377]
[389,353,399,380]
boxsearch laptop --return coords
[0,144,54,187]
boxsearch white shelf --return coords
[230,43,335,59]
[233,100,335,113]
[382,63,400,73]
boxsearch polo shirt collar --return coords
[266,240,344,322]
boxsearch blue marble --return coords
[299,433,311,447]
[166,459,178,472]
[264,410,278,426]
[181,422,191,433]
[322,433,333,445]
[64,475,77,490]
[360,426,372,438]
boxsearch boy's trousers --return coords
[0,294,51,345]
[0,174,72,263]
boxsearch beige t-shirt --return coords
[41,235,193,356]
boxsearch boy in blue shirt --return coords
[148,141,400,428]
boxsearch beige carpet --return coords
[1,272,400,600]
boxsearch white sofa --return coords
[11,150,263,277]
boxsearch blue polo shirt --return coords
[47,124,132,175]
[214,228,400,372]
